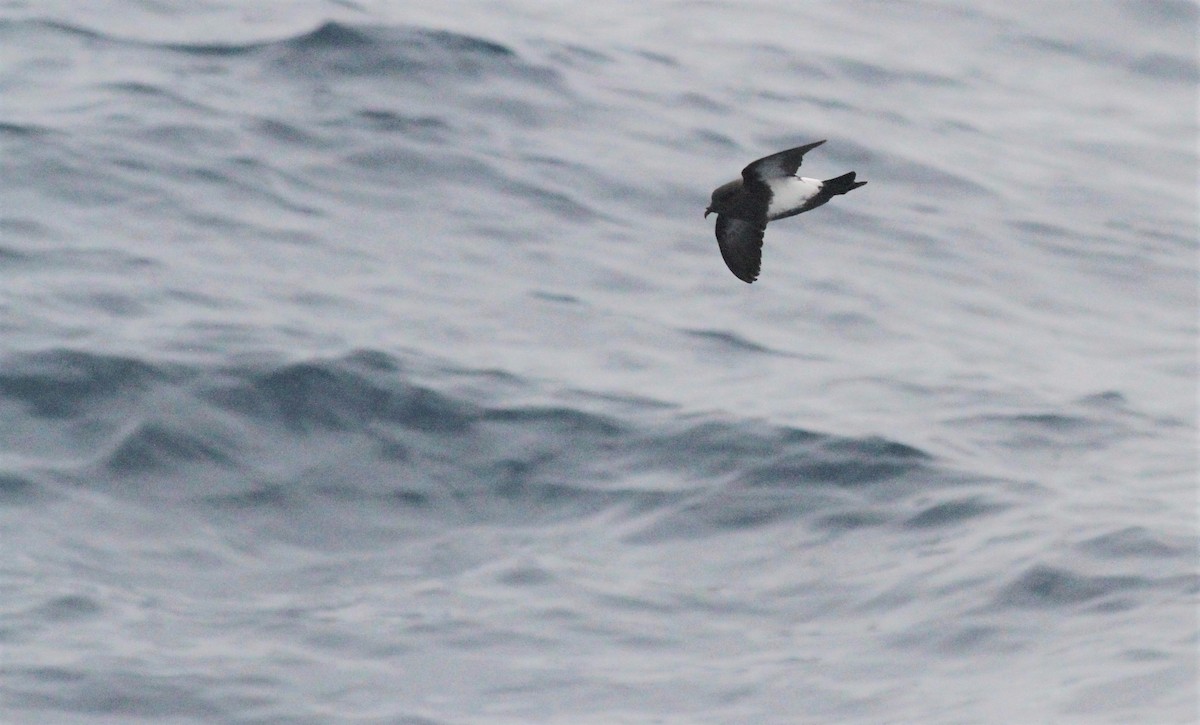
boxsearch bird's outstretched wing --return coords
[714,214,767,283]
[742,140,826,183]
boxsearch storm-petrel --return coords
[705,140,866,283]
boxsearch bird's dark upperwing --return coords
[741,139,827,183]
[714,214,767,283]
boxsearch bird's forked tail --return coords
[823,171,867,196]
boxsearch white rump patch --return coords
[766,176,821,218]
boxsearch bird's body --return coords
[705,140,866,283]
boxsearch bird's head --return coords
[706,179,742,217]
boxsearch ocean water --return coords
[1,0,1197,722]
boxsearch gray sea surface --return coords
[2,1,1198,723]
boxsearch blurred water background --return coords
[1,1,1197,722]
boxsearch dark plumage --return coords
[705,140,866,283]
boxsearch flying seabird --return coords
[705,140,866,283]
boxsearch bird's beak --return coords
[704,208,712,218]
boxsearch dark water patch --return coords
[104,80,171,97]
[497,564,556,587]
[633,48,678,67]
[424,28,516,58]
[1128,52,1200,83]
[701,491,832,531]
[1004,413,1086,429]
[482,475,676,523]
[500,176,601,220]
[185,159,323,218]
[954,408,1131,451]
[35,594,103,622]
[778,92,856,112]
[683,328,780,355]
[691,128,740,150]
[0,471,46,505]
[12,666,86,684]
[1009,218,1071,239]
[202,357,475,434]
[483,405,624,439]
[285,20,375,51]
[47,17,555,91]
[995,565,1148,609]
[260,22,542,85]
[185,355,943,534]
[518,155,649,215]
[904,496,1005,528]
[344,349,405,373]
[8,19,108,43]
[812,509,893,532]
[1011,32,1112,64]
[86,291,145,317]
[43,241,157,273]
[160,35,277,57]
[638,420,822,480]
[1077,390,1127,407]
[873,153,992,196]
[738,453,906,488]
[936,117,983,134]
[301,479,433,510]
[831,58,961,88]
[103,420,240,474]
[101,82,214,115]
[627,428,932,539]
[6,669,224,719]
[739,435,931,489]
[0,245,32,264]
[1122,648,1173,662]
[1077,526,1192,559]
[558,387,676,414]
[0,350,166,418]
[890,622,1022,656]
[1107,218,1199,252]
[0,216,61,243]
[4,349,956,536]
[625,486,844,542]
[0,122,51,138]
[340,145,492,187]
[203,483,291,512]
[13,148,136,207]
[387,717,453,725]
[930,624,1008,655]
[355,109,450,137]
[827,435,929,461]
[253,117,325,147]
[1121,0,1200,24]
[542,41,613,68]
[531,290,582,304]
[1063,664,1199,719]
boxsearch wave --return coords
[1,349,957,540]
[3,19,548,84]
[6,348,1174,574]
[0,349,166,419]
[995,564,1154,611]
